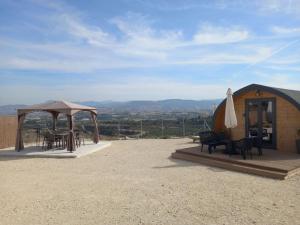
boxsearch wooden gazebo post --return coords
[91,112,99,143]
[67,114,75,152]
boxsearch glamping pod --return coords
[213,84,300,153]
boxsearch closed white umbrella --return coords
[225,88,237,129]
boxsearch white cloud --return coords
[193,25,249,45]
[0,3,259,72]
[0,0,298,74]
[1,0,300,105]
[60,14,115,48]
[271,26,300,35]
[251,40,299,65]
[133,0,208,11]
[109,13,184,59]
[209,0,300,17]
[170,48,273,65]
[253,71,300,90]
[256,0,300,15]
[134,0,300,16]
[267,56,300,65]
[263,65,300,72]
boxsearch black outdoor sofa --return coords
[199,131,230,154]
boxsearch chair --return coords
[47,128,62,148]
[233,138,253,160]
[233,137,262,160]
[54,130,68,149]
[42,131,55,150]
[75,129,85,147]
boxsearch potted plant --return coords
[296,129,300,154]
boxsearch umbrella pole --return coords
[227,128,234,155]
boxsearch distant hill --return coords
[82,99,222,113]
[0,104,27,115]
[0,99,222,115]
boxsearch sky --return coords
[0,0,300,105]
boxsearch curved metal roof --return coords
[214,84,300,119]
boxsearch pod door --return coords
[245,98,276,149]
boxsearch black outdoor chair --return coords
[233,138,253,160]
[233,137,263,160]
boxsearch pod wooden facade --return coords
[213,84,300,153]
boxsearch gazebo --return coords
[15,100,99,152]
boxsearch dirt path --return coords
[0,138,299,225]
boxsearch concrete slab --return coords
[0,141,112,158]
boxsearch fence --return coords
[96,118,212,139]
[12,117,213,143]
[0,115,213,149]
[0,116,17,149]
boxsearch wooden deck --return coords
[171,146,300,180]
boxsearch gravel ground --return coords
[0,138,299,225]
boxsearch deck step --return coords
[171,152,288,180]
[175,149,288,173]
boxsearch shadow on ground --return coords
[152,145,227,173]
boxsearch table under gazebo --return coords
[15,100,99,152]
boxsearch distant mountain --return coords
[0,104,27,115]
[0,99,222,115]
[80,99,222,113]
